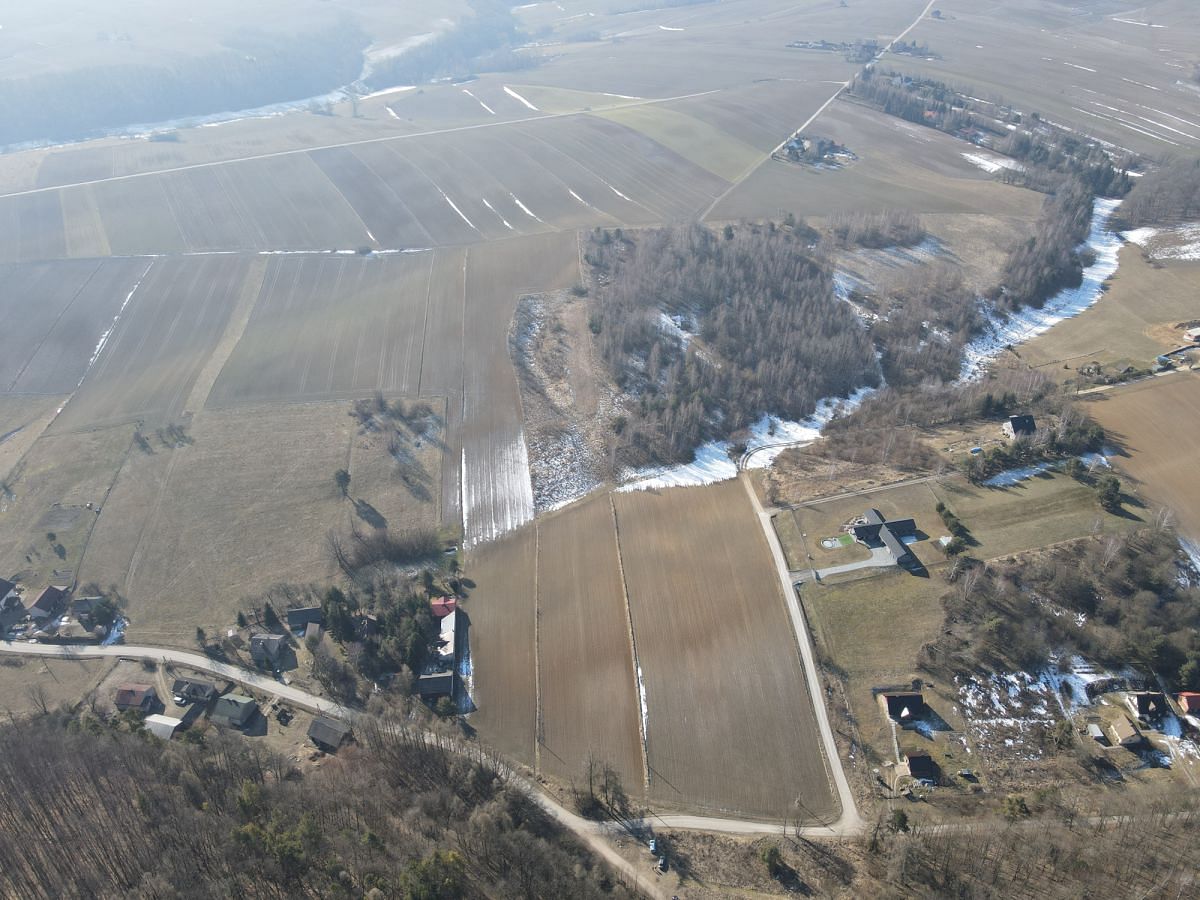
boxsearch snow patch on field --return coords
[503,86,540,111]
[1111,17,1165,28]
[618,387,873,491]
[440,191,479,231]
[509,193,545,223]
[962,151,1025,174]
[658,25,684,31]
[961,197,1123,379]
[462,434,537,547]
[462,88,496,115]
[1121,222,1200,261]
[482,198,514,230]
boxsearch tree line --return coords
[584,222,880,465]
[0,21,368,146]
[1113,155,1200,229]
[0,710,635,898]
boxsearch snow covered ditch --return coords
[961,197,1124,379]
[618,386,875,492]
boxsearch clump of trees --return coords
[584,222,879,465]
[328,525,444,575]
[0,713,635,898]
[829,209,926,249]
[1113,156,1200,229]
[959,407,1105,483]
[921,528,1200,689]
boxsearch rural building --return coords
[1086,723,1108,744]
[903,751,938,781]
[416,671,455,698]
[1176,692,1200,715]
[114,683,158,713]
[851,509,918,566]
[882,691,926,722]
[307,716,351,751]
[0,578,19,610]
[286,606,323,632]
[26,585,68,622]
[211,694,258,728]
[172,678,217,705]
[1126,691,1167,721]
[356,613,379,639]
[1110,716,1142,748]
[70,596,100,619]
[1185,326,1200,343]
[250,632,286,668]
[144,714,183,741]
[436,610,459,667]
[430,596,458,619]
[1003,414,1037,440]
[304,622,322,643]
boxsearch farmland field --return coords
[535,494,644,788]
[614,479,837,821]
[1085,373,1200,545]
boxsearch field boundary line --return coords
[609,493,651,792]
[533,521,543,775]
[0,90,725,202]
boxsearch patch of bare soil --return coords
[510,290,622,511]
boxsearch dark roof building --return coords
[26,585,68,622]
[0,578,18,606]
[1127,691,1167,721]
[1003,415,1037,439]
[415,671,455,698]
[903,751,939,781]
[286,606,324,631]
[172,678,217,705]
[308,716,352,751]
[851,509,918,566]
[115,683,158,713]
[211,694,258,728]
[250,632,286,667]
[883,691,926,722]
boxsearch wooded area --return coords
[585,223,879,464]
[0,712,633,899]
[1114,156,1200,229]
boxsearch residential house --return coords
[114,683,158,714]
[430,596,457,619]
[286,606,323,632]
[1003,414,1037,440]
[1126,691,1167,722]
[1110,716,1142,748]
[307,716,352,751]
[211,694,258,728]
[851,509,918,567]
[172,678,217,705]
[144,714,183,741]
[250,632,286,669]
[882,691,926,722]
[26,585,68,623]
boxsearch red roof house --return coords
[114,683,157,713]
[1178,693,1200,715]
[430,597,457,619]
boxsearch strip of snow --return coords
[962,151,1025,174]
[982,462,1054,486]
[86,262,153,376]
[503,86,540,111]
[462,88,496,115]
[462,432,536,547]
[961,198,1124,378]
[618,387,873,491]
[386,107,401,120]
[360,85,417,100]
[635,664,650,757]
[569,188,600,211]
[440,191,479,231]
[1122,77,1161,91]
[1137,105,1200,132]
[482,198,514,230]
[1063,62,1098,73]
[509,192,545,222]
[602,92,643,100]
[1122,222,1200,261]
[1071,105,1179,145]
[658,25,684,31]
[365,228,377,243]
[1111,17,1165,28]
[1122,226,1159,246]
[604,181,635,203]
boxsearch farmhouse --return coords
[250,632,286,668]
[1003,414,1037,440]
[114,683,158,713]
[882,691,926,722]
[1110,716,1142,748]
[286,606,323,632]
[172,678,217,705]
[144,714,183,741]
[851,509,918,566]
[1126,691,1167,721]
[307,716,351,751]
[26,585,68,622]
[211,694,258,728]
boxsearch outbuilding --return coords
[115,683,158,714]
[1110,716,1142,748]
[211,694,258,728]
[882,691,926,722]
[307,716,352,751]
[144,714,183,741]
[1003,415,1036,440]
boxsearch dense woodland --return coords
[0,713,633,899]
[922,528,1200,690]
[1114,155,1200,229]
[363,0,530,90]
[0,22,368,146]
[585,223,880,464]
